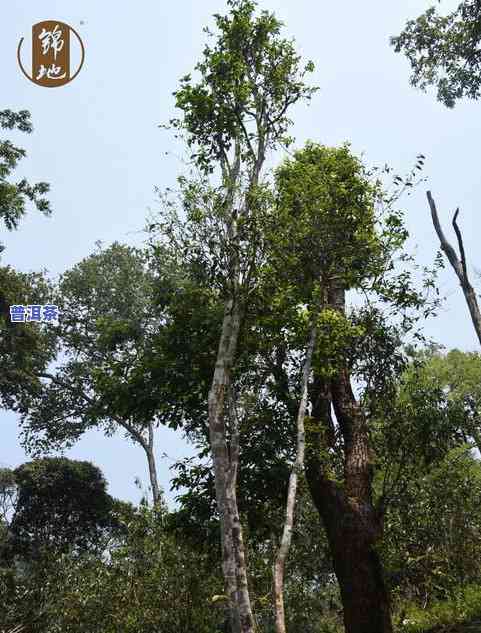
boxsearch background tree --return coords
[4,458,122,560]
[1,504,227,633]
[0,109,55,441]
[0,266,56,413]
[374,348,481,611]
[16,242,198,507]
[0,109,50,243]
[0,459,132,633]
[391,0,481,107]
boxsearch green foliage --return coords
[7,458,121,559]
[261,143,435,387]
[374,350,481,610]
[375,348,481,480]
[171,0,316,171]
[17,242,205,455]
[0,265,56,411]
[0,109,50,242]
[0,109,54,418]
[392,1,481,107]
[382,446,481,608]
[271,142,380,290]
[1,506,226,633]
[395,584,481,633]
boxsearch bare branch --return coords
[427,191,481,346]
[427,191,464,279]
[453,208,468,281]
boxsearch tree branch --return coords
[453,208,468,281]
[427,191,481,346]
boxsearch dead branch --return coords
[427,191,481,346]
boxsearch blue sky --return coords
[2,0,479,505]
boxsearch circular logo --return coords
[17,20,85,87]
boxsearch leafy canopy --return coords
[0,109,50,242]
[392,1,481,107]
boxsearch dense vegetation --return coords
[1,2,481,632]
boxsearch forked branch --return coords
[427,191,481,346]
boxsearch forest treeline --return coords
[1,2,481,633]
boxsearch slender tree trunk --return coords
[273,322,317,633]
[208,297,256,633]
[145,423,161,506]
[228,397,256,632]
[118,418,162,508]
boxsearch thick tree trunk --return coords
[273,322,317,633]
[304,282,393,633]
[311,479,391,633]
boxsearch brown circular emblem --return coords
[17,20,85,87]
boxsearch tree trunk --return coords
[306,443,392,633]
[146,423,162,507]
[208,297,256,633]
[273,322,317,633]
[304,282,393,633]
[118,418,162,508]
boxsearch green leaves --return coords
[392,1,481,107]
[8,458,120,558]
[170,0,316,172]
[0,266,56,412]
[272,142,380,291]
[0,109,50,242]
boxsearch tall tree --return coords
[271,143,434,633]
[391,1,481,107]
[16,242,198,507]
[163,143,436,633]
[160,1,316,630]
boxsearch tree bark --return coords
[208,297,256,633]
[145,423,161,507]
[307,473,392,633]
[427,191,481,346]
[273,322,317,633]
[304,282,393,633]
[330,376,392,633]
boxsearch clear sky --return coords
[2,0,479,505]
